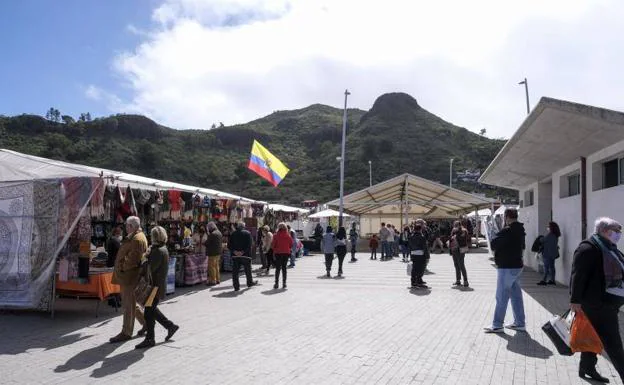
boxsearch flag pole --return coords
[339,89,350,228]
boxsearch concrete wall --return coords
[587,140,624,231]
[552,161,582,283]
[519,182,540,271]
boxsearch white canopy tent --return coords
[308,209,350,218]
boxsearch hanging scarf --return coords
[592,234,624,289]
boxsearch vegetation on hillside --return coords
[0,93,515,204]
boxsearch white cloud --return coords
[91,0,624,137]
[84,85,124,111]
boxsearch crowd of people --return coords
[103,211,624,384]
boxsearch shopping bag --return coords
[134,267,155,306]
[570,312,603,354]
[541,310,574,356]
[406,262,413,276]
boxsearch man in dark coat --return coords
[228,222,258,291]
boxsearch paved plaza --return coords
[1,250,622,385]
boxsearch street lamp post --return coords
[449,158,454,188]
[368,160,372,187]
[339,89,350,228]
[519,78,530,115]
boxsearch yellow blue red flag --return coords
[248,140,289,187]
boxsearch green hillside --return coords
[0,93,513,204]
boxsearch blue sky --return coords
[0,1,153,119]
[2,0,624,138]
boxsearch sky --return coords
[1,0,624,139]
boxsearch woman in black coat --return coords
[570,217,624,383]
[136,226,180,349]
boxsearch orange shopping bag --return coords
[570,312,603,354]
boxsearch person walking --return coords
[205,222,223,286]
[287,225,297,268]
[322,226,336,277]
[349,223,359,262]
[408,224,430,289]
[335,227,348,277]
[484,208,526,333]
[379,223,390,260]
[110,216,148,343]
[450,220,470,287]
[570,217,624,383]
[135,226,179,349]
[369,234,379,260]
[537,221,561,286]
[228,222,258,291]
[261,225,274,275]
[271,223,293,289]
[400,226,410,262]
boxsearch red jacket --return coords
[272,229,293,255]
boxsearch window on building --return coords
[523,189,534,207]
[568,174,580,196]
[603,159,619,188]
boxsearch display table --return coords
[55,271,120,317]
[173,253,208,286]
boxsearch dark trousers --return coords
[451,250,468,283]
[232,257,253,290]
[265,249,274,272]
[274,254,289,285]
[371,248,377,259]
[580,304,624,381]
[350,242,357,260]
[325,253,334,272]
[411,254,426,286]
[144,297,174,341]
[336,245,347,274]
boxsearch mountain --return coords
[0,93,513,204]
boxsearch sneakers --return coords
[483,327,504,334]
[537,281,547,286]
[505,324,527,332]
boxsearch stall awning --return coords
[0,149,262,203]
[479,97,624,189]
[325,173,495,217]
[267,204,310,214]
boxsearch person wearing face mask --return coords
[106,226,123,268]
[570,217,624,383]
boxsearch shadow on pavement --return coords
[316,275,332,279]
[55,341,124,373]
[409,288,432,296]
[495,331,553,359]
[212,287,251,298]
[333,276,345,280]
[89,345,150,378]
[452,286,475,292]
[261,289,287,296]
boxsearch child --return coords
[369,234,379,260]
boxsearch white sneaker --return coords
[504,324,526,332]
[483,327,504,333]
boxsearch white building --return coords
[480,97,624,284]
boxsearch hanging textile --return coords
[89,179,105,218]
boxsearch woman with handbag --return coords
[537,221,561,286]
[450,220,470,287]
[570,217,624,383]
[135,226,180,349]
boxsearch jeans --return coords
[289,247,296,267]
[580,303,624,381]
[542,255,555,282]
[451,250,468,283]
[274,254,289,286]
[400,244,410,259]
[265,249,274,272]
[370,248,377,259]
[144,297,174,340]
[325,253,334,272]
[232,257,254,290]
[350,241,357,259]
[336,245,347,274]
[492,268,525,328]
[381,241,388,258]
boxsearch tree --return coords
[45,107,60,122]
[210,123,216,129]
[79,112,92,122]
[479,128,487,136]
[219,122,225,128]
[61,115,75,125]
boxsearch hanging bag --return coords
[135,263,158,307]
[570,312,603,354]
[541,309,574,356]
